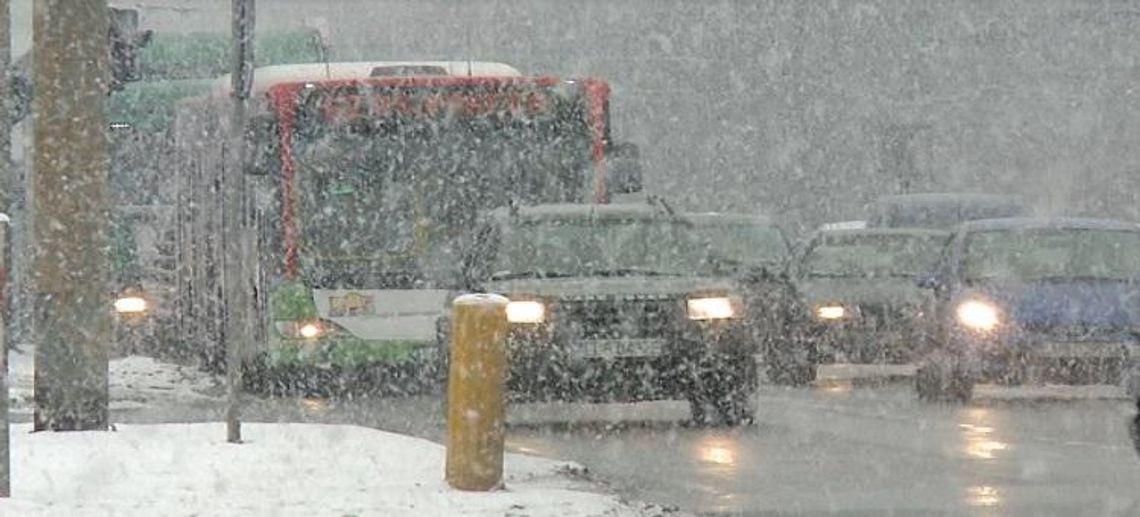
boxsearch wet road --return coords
[84,378,1140,516]
[508,384,1140,516]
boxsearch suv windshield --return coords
[802,232,946,278]
[496,217,714,277]
[963,228,1140,281]
[698,223,787,267]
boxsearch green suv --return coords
[439,204,768,425]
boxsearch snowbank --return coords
[0,422,655,516]
[7,348,221,414]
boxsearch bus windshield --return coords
[289,83,594,284]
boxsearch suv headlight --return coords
[956,300,1000,332]
[815,304,847,321]
[506,300,545,324]
[687,296,737,320]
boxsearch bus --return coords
[171,61,642,391]
[107,30,323,358]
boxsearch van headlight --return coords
[956,300,1000,332]
[506,300,546,324]
[687,297,737,320]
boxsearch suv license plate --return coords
[570,339,665,359]
[1036,342,1126,358]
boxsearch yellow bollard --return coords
[445,293,509,491]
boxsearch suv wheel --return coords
[688,358,757,426]
[916,354,974,403]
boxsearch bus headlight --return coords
[113,295,148,314]
[276,320,327,340]
[506,300,545,324]
[957,300,1000,332]
[687,297,736,320]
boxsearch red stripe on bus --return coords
[581,79,610,204]
[269,84,302,279]
[267,75,561,93]
[265,75,610,275]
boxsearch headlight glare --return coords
[506,300,545,323]
[687,297,736,320]
[815,305,846,320]
[114,296,148,314]
[957,300,1000,331]
[298,322,322,339]
[276,320,326,339]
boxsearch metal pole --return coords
[224,0,255,444]
[0,0,11,497]
[31,0,111,432]
[446,294,509,491]
[0,216,10,498]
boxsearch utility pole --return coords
[32,0,111,431]
[0,0,10,495]
[224,0,255,444]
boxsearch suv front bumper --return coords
[503,323,756,402]
[951,333,1140,389]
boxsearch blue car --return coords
[914,218,1140,402]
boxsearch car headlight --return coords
[506,300,545,324]
[113,296,148,314]
[815,305,847,321]
[687,296,736,320]
[956,300,1000,332]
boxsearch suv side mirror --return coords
[605,142,643,195]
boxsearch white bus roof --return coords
[213,61,523,96]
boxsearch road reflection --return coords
[957,407,1007,511]
[960,407,1008,461]
[696,435,738,466]
[816,378,854,395]
[966,485,1001,507]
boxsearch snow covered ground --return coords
[2,351,677,515]
[0,422,669,516]
[7,347,223,415]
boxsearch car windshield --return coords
[802,232,946,278]
[963,228,1140,281]
[496,216,715,277]
[697,223,788,266]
